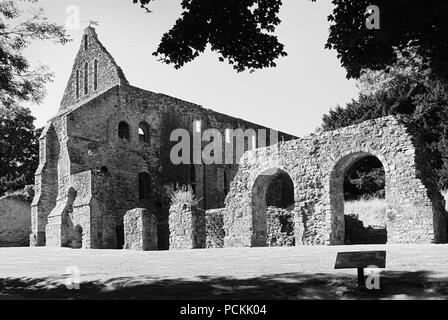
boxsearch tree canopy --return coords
[0,103,41,196]
[0,0,70,105]
[326,0,448,80]
[133,0,286,72]
[134,0,448,77]
[322,48,448,189]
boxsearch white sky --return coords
[23,0,359,137]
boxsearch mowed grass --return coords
[1,244,448,299]
[344,190,448,228]
[344,198,387,227]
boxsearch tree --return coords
[0,0,70,105]
[0,104,41,196]
[322,48,448,189]
[0,0,68,195]
[326,0,448,80]
[133,0,286,72]
[134,0,448,78]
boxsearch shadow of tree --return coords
[1,271,447,299]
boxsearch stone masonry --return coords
[224,116,448,246]
[0,194,31,247]
[124,208,158,251]
[169,204,206,249]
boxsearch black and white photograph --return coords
[1,0,448,309]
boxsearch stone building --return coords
[30,27,293,250]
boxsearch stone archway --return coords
[224,116,447,247]
[329,152,387,245]
[251,168,295,247]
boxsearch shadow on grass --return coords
[1,271,448,299]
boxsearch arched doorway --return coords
[251,168,295,247]
[330,152,387,245]
[72,225,83,249]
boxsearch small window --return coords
[100,166,108,173]
[224,169,230,196]
[139,121,150,143]
[94,59,98,91]
[139,172,151,200]
[118,121,130,140]
[84,34,88,51]
[75,70,80,98]
[189,165,197,195]
[84,62,88,95]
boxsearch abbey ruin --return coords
[30,27,292,250]
[29,27,448,250]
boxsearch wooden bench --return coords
[334,251,386,287]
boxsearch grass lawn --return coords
[1,244,448,299]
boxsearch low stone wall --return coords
[344,214,387,245]
[124,208,158,251]
[0,195,31,247]
[205,207,295,248]
[169,204,206,249]
[206,208,226,248]
[266,207,295,247]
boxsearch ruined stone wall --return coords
[124,208,158,251]
[206,208,226,248]
[0,195,31,247]
[169,204,206,249]
[266,207,295,247]
[224,116,447,246]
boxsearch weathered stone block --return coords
[124,208,158,251]
[169,204,206,249]
[0,194,31,247]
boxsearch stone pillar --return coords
[169,204,206,249]
[124,208,158,251]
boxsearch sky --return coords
[22,0,359,137]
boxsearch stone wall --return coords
[206,207,295,248]
[0,195,31,247]
[206,208,226,248]
[224,116,448,246]
[169,204,206,249]
[124,208,158,251]
[266,207,295,247]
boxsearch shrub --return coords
[170,184,199,209]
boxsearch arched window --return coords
[73,225,83,249]
[139,172,151,200]
[223,169,230,196]
[118,121,130,140]
[84,62,88,95]
[190,165,197,195]
[75,70,80,98]
[94,59,98,91]
[139,121,150,143]
[84,34,88,51]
